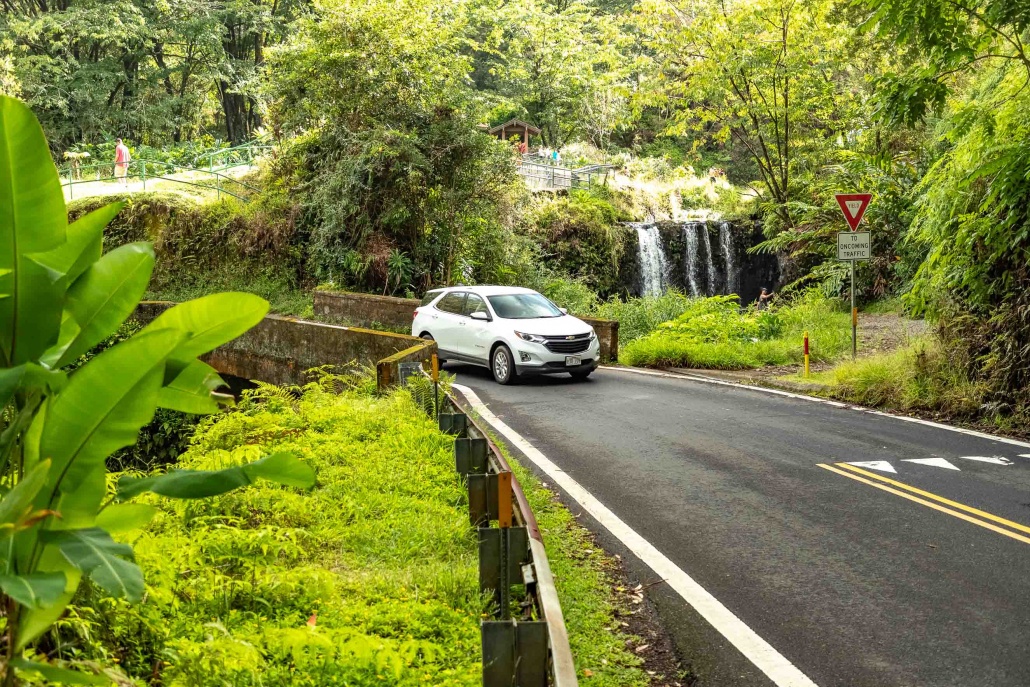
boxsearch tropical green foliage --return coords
[622,292,850,369]
[636,0,865,227]
[0,95,313,682]
[0,0,307,148]
[67,193,310,315]
[263,0,524,292]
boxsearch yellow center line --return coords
[817,464,1030,546]
[835,462,1030,536]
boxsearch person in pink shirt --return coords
[114,138,130,186]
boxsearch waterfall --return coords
[633,223,668,297]
[700,224,716,295]
[720,221,736,294]
[682,223,701,297]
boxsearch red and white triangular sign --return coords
[835,193,872,231]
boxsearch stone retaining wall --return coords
[314,290,417,330]
[133,302,435,390]
[313,289,619,362]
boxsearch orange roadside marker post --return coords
[803,331,810,378]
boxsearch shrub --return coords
[67,192,311,315]
[530,189,631,296]
[591,291,695,342]
[621,291,851,369]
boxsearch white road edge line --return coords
[600,366,1030,451]
[451,382,820,687]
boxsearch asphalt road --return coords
[448,363,1030,687]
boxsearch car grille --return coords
[543,333,591,354]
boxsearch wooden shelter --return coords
[487,118,541,144]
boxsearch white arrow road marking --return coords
[452,382,820,687]
[957,456,1013,466]
[845,460,896,473]
[903,457,960,471]
[1020,454,1030,459]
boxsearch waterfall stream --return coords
[683,223,701,297]
[628,220,776,300]
[633,223,668,297]
[701,225,716,295]
[720,221,735,294]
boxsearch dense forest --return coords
[4,0,1030,417]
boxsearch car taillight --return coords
[413,309,419,318]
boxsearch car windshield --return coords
[487,293,563,319]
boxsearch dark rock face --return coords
[625,220,780,303]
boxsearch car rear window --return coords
[436,292,466,314]
[420,290,443,306]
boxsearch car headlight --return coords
[515,331,547,344]
[589,329,597,340]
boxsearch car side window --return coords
[436,292,466,314]
[464,294,489,318]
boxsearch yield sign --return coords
[835,193,872,231]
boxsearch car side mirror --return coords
[470,311,491,321]
[559,307,568,315]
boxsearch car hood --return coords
[499,314,593,337]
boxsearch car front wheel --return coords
[491,345,518,385]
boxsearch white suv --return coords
[412,286,600,384]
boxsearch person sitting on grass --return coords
[757,287,774,310]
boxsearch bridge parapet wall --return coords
[133,301,434,389]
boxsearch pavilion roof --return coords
[488,118,542,136]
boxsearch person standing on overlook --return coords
[114,138,130,187]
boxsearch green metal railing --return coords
[59,159,260,201]
[518,157,612,191]
[196,141,273,172]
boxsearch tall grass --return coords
[814,337,986,417]
[621,291,851,369]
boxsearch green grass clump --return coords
[809,337,986,416]
[63,378,481,685]
[621,291,851,369]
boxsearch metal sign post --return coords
[835,194,872,360]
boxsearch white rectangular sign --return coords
[837,231,870,261]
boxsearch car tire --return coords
[569,367,593,381]
[491,345,518,385]
[420,333,445,364]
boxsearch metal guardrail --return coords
[417,372,577,687]
[59,159,260,201]
[518,158,611,191]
